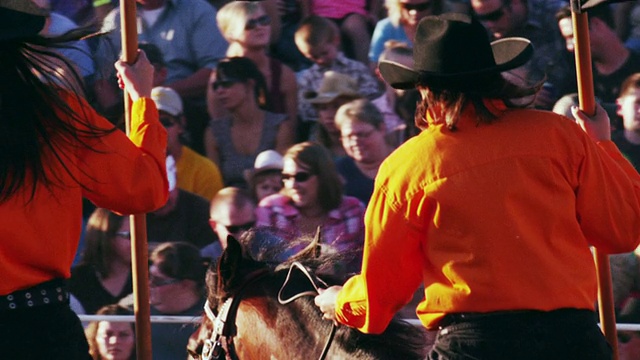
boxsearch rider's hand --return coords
[115,49,155,101]
[571,103,611,142]
[314,286,342,323]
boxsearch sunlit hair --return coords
[0,29,116,203]
[85,304,136,360]
[335,98,385,130]
[295,15,340,47]
[80,208,126,279]
[619,73,640,98]
[216,56,269,109]
[415,73,541,131]
[385,0,444,27]
[217,1,263,42]
[210,186,256,220]
[283,142,343,211]
[151,242,208,290]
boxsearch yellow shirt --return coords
[335,104,640,333]
[0,92,168,295]
[176,145,223,200]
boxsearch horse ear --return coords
[217,235,244,291]
[289,226,322,261]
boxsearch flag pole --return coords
[119,0,153,359]
[570,1,618,358]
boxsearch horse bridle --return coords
[200,262,338,360]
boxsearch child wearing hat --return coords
[244,149,285,203]
[315,13,640,359]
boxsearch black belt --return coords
[438,308,596,329]
[1,278,69,311]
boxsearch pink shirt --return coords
[311,0,367,19]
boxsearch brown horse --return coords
[188,230,429,360]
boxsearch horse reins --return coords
[277,261,338,360]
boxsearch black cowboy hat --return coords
[0,0,49,42]
[379,13,534,91]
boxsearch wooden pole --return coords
[570,4,618,358]
[119,1,152,359]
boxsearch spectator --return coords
[201,187,258,261]
[369,0,446,64]
[305,0,379,65]
[151,86,223,200]
[95,0,228,154]
[371,41,414,146]
[0,2,167,357]
[471,0,572,109]
[204,57,292,187]
[69,209,133,315]
[147,156,216,249]
[334,99,395,205]
[85,304,136,360]
[556,4,640,105]
[614,72,640,169]
[256,141,365,275]
[295,15,382,140]
[305,71,362,158]
[148,242,207,359]
[244,149,285,203]
[213,0,298,144]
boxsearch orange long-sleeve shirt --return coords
[0,91,168,295]
[335,103,640,333]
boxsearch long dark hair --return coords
[0,29,115,203]
[216,56,270,109]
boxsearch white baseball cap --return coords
[151,86,183,116]
[243,150,284,183]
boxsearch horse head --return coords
[188,228,429,360]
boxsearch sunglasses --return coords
[281,172,314,183]
[209,220,256,234]
[115,231,131,240]
[212,80,240,91]
[245,15,271,31]
[159,116,177,128]
[149,275,182,288]
[475,5,506,22]
[400,1,432,12]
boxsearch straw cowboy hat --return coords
[379,13,534,92]
[304,71,361,104]
[0,0,50,41]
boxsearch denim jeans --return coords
[428,309,612,360]
[0,303,91,359]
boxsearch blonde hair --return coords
[216,1,264,42]
[385,0,444,27]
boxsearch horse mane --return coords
[202,227,429,360]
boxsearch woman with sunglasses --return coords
[204,57,293,188]
[69,209,133,315]
[368,0,447,64]
[211,1,298,144]
[256,141,366,276]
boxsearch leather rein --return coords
[200,262,337,360]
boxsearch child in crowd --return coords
[295,15,382,140]
[244,149,285,203]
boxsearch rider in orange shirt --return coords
[0,2,168,358]
[315,13,640,359]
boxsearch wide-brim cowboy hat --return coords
[379,12,534,91]
[0,0,49,41]
[304,71,361,104]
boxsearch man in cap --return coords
[151,86,223,200]
[315,13,640,358]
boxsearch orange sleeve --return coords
[335,175,425,334]
[576,138,640,253]
[74,95,169,214]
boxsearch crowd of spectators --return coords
[45,0,640,358]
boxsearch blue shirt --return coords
[98,0,227,84]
